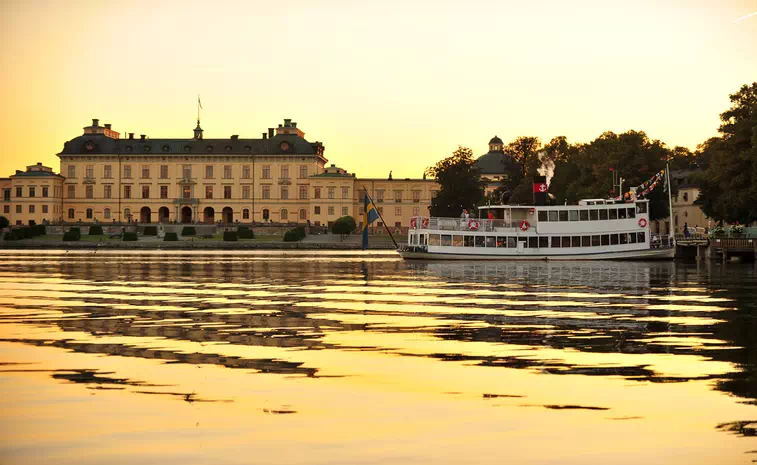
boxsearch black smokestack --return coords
[533,176,547,206]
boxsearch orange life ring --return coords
[468,219,479,231]
[638,218,647,228]
[421,217,429,229]
[410,218,417,229]
[520,220,530,231]
[529,208,535,215]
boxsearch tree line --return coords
[427,82,757,224]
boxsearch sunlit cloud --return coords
[732,11,757,23]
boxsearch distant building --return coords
[0,117,438,231]
[671,169,710,234]
[474,136,518,194]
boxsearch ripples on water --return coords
[1,250,756,464]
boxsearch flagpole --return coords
[363,186,399,249]
[666,163,675,246]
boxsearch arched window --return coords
[243,209,250,220]
[68,208,75,219]
[104,208,111,219]
[86,208,93,219]
[299,208,307,220]
[262,209,269,221]
[124,208,131,221]
[281,209,288,221]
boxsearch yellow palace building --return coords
[1,118,438,231]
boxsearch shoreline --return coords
[0,240,397,250]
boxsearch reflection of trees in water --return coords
[5,256,757,395]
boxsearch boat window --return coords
[592,235,601,246]
[507,237,517,248]
[572,236,581,247]
[538,237,549,248]
[610,234,619,245]
[558,211,569,221]
[599,209,609,221]
[464,236,474,247]
[548,211,559,222]
[441,235,452,246]
[485,236,496,248]
[609,209,618,220]
[429,235,441,246]
[528,237,538,248]
[618,208,627,219]
[619,233,628,244]
[496,237,507,247]
[562,236,571,247]
[475,236,486,247]
[551,236,561,248]
[453,235,464,247]
[638,232,646,243]
[538,211,548,222]
[579,210,589,221]
[590,209,599,221]
[636,202,648,214]
[569,210,579,221]
[582,236,591,247]
[601,235,610,246]
[629,233,637,244]
[627,208,635,218]
[422,235,428,245]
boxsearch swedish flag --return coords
[362,191,379,250]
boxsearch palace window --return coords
[124,208,131,220]
[205,165,213,179]
[376,190,384,202]
[141,185,150,199]
[224,185,232,199]
[124,185,131,199]
[243,209,250,220]
[328,206,334,216]
[160,165,168,179]
[140,166,149,179]
[29,187,35,198]
[224,165,232,179]
[299,165,307,178]
[412,191,420,203]
[29,205,35,214]
[242,165,251,179]
[262,209,270,220]
[281,165,289,179]
[16,187,22,197]
[42,205,48,214]
[281,186,288,200]
[262,185,271,199]
[67,185,75,198]
[394,190,402,202]
[299,208,306,220]
[314,187,321,199]
[85,165,93,179]
[160,186,168,199]
[262,165,271,179]
[281,209,288,221]
[3,189,9,201]
[395,207,401,216]
[183,186,191,200]
[413,207,419,216]
[67,165,76,178]
[104,208,111,219]
[16,205,22,213]
[103,185,111,199]
[104,165,112,178]
[86,185,93,199]
[299,185,307,200]
[123,165,132,178]
[182,165,192,179]
[42,187,48,198]
[242,185,250,199]
[342,187,349,199]
[328,187,335,199]
[68,208,75,219]
[342,207,348,216]
[314,206,321,215]
[86,208,92,219]
[205,186,213,199]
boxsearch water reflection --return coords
[1,251,756,463]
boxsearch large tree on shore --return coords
[694,82,757,224]
[426,146,486,217]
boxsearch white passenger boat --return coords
[399,199,675,260]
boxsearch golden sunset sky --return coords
[1,0,756,178]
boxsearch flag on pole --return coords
[198,95,203,110]
[362,192,379,250]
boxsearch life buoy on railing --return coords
[410,218,417,229]
[421,217,429,229]
[468,219,480,231]
[520,220,530,231]
[638,218,648,228]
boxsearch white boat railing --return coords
[410,216,519,232]
[651,234,674,248]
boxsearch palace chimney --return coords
[268,128,274,138]
[92,118,99,127]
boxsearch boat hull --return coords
[397,247,675,261]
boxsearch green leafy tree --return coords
[0,216,9,230]
[426,146,486,216]
[694,82,757,224]
[332,216,357,240]
[489,136,542,205]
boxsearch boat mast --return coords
[666,163,675,246]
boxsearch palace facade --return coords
[1,118,439,230]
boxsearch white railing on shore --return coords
[410,216,520,232]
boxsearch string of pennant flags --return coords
[631,169,666,197]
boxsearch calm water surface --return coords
[1,250,756,464]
